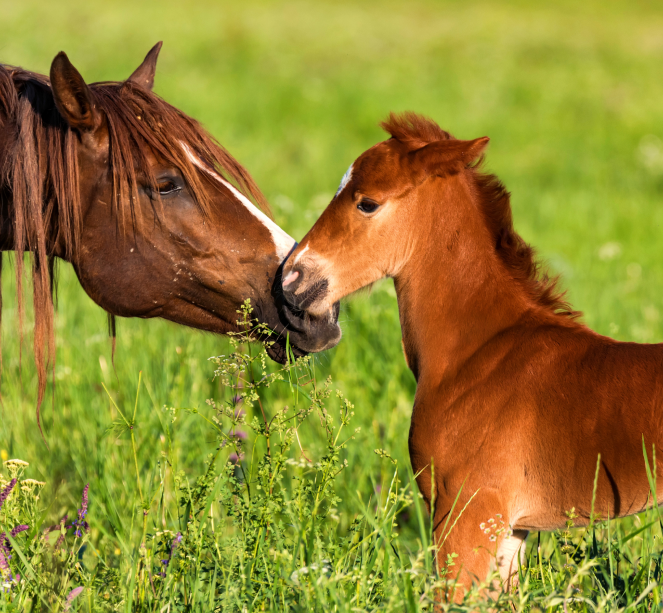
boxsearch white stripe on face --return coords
[335,164,353,198]
[181,144,296,261]
[292,244,310,265]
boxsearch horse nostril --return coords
[282,270,300,287]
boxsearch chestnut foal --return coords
[281,112,663,596]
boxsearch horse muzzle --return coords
[271,261,342,355]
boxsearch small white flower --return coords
[484,528,491,534]
[4,459,28,467]
[489,535,497,542]
[480,523,486,530]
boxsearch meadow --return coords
[1,0,663,610]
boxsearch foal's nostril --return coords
[282,270,300,287]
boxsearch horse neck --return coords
[393,173,532,384]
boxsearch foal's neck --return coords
[394,173,532,384]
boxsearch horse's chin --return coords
[278,300,342,353]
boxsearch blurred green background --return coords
[1,0,663,538]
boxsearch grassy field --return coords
[2,0,663,610]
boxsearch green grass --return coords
[2,0,663,609]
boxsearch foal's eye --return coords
[157,180,180,196]
[357,199,380,214]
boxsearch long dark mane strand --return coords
[0,63,270,428]
[0,65,76,429]
[381,111,579,319]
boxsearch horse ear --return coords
[127,42,163,90]
[50,52,100,134]
[412,137,490,176]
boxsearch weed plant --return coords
[0,304,660,611]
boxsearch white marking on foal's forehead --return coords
[293,244,309,265]
[181,143,295,261]
[334,163,353,198]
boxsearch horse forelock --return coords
[87,80,271,218]
[0,66,271,256]
[381,110,579,320]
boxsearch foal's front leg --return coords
[434,493,526,602]
[496,529,528,589]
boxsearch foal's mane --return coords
[381,112,579,319]
[0,63,271,420]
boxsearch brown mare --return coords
[281,112,663,597]
[0,43,341,419]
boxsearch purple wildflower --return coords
[171,532,182,553]
[53,515,68,552]
[54,533,65,551]
[0,533,9,559]
[159,532,183,577]
[0,525,28,564]
[0,479,16,510]
[232,429,248,441]
[69,485,90,537]
[79,484,89,521]
[0,548,8,574]
[63,586,84,612]
[10,525,28,538]
[228,452,244,464]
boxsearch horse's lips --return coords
[279,301,308,333]
[265,334,307,364]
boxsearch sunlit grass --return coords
[1,0,663,609]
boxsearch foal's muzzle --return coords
[272,261,341,354]
[281,268,330,312]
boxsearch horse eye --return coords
[357,199,379,214]
[157,181,180,196]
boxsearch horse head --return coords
[280,111,490,318]
[0,44,342,409]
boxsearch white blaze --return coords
[335,164,353,198]
[292,244,310,265]
[182,143,296,261]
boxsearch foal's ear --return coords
[127,41,163,90]
[50,52,101,134]
[412,137,490,176]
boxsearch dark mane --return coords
[381,111,579,319]
[0,63,271,418]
